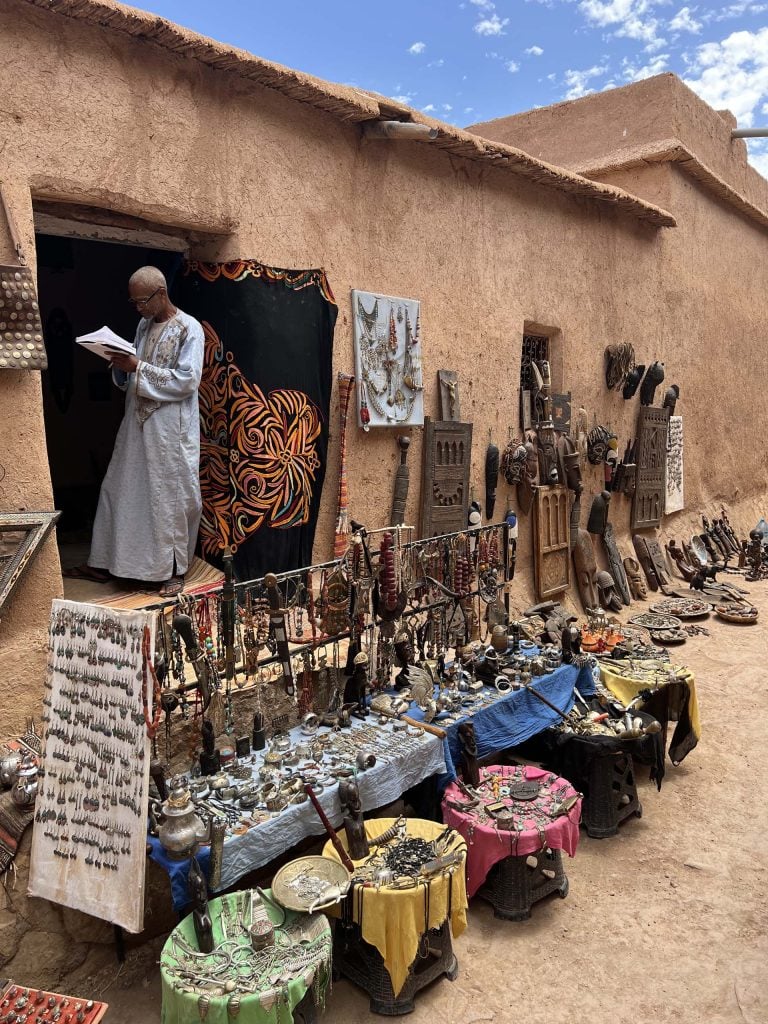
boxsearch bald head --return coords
[129,266,167,292]
[128,266,173,318]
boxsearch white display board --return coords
[665,415,684,514]
[352,289,424,429]
[29,600,155,933]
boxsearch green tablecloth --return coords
[160,889,332,1024]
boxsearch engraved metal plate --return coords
[0,265,46,370]
[508,781,540,801]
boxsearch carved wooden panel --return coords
[533,485,571,599]
[631,406,670,531]
[420,418,473,538]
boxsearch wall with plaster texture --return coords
[0,1,766,744]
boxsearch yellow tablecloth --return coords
[323,817,468,997]
[600,660,701,748]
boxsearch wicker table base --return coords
[478,846,568,921]
[333,919,458,1016]
[583,751,642,838]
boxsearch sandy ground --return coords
[78,582,768,1024]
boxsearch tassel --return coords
[334,374,355,558]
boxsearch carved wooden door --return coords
[533,485,571,599]
[420,418,473,537]
[631,406,669,531]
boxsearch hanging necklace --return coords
[141,626,162,739]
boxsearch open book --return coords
[76,326,136,362]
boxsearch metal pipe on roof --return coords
[362,120,438,140]
[731,128,768,139]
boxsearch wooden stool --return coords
[479,847,568,921]
[333,919,458,1016]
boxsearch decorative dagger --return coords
[390,435,411,527]
[264,573,295,697]
[171,612,212,710]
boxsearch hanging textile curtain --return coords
[179,260,337,580]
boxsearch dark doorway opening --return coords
[36,234,183,567]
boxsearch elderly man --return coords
[85,266,204,597]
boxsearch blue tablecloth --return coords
[406,661,596,787]
[148,836,211,915]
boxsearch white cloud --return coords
[408,41,426,55]
[711,1,768,20]
[684,27,768,126]
[422,103,437,112]
[443,103,454,111]
[470,0,496,8]
[622,52,669,81]
[427,58,445,68]
[464,106,475,112]
[525,45,544,55]
[746,138,768,177]
[474,13,510,35]
[669,7,701,33]
[506,59,521,72]
[392,93,415,105]
[563,63,609,99]
[578,0,665,48]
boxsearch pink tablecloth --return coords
[442,765,581,898]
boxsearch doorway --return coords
[36,233,183,579]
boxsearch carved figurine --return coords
[561,624,581,664]
[517,436,538,515]
[639,361,665,406]
[339,778,370,861]
[343,650,370,718]
[199,719,221,777]
[596,570,623,613]
[747,530,763,572]
[573,530,600,612]
[665,542,696,581]
[623,556,648,599]
[393,630,414,691]
[458,722,481,788]
[188,856,214,954]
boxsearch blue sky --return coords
[141,0,768,173]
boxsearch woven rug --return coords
[96,556,224,610]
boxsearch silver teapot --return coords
[11,754,38,807]
[0,750,21,788]
[157,776,207,860]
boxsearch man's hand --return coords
[111,352,139,373]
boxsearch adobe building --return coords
[0,0,765,839]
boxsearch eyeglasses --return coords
[129,287,161,308]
